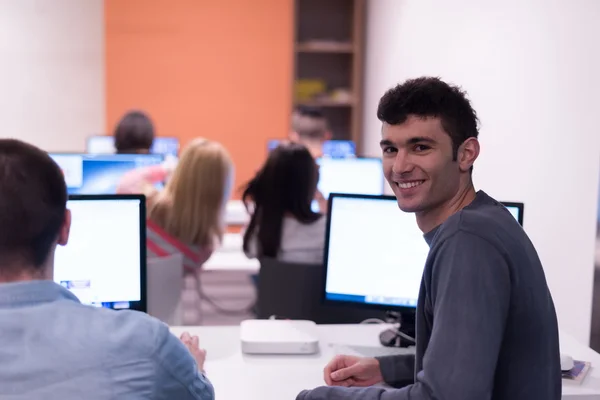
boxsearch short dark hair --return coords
[377,77,479,158]
[295,105,324,119]
[0,139,67,272]
[113,110,155,153]
[242,142,321,258]
[291,106,328,140]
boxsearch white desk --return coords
[203,233,259,272]
[202,251,260,272]
[170,324,600,400]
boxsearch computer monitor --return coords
[322,195,527,312]
[87,135,180,157]
[313,157,384,211]
[49,153,164,194]
[267,139,356,158]
[323,193,427,312]
[501,202,524,226]
[54,195,147,312]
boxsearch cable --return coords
[388,326,416,344]
[194,273,257,316]
[360,318,387,325]
[360,317,416,344]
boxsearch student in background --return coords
[118,138,234,325]
[243,142,327,264]
[289,106,332,159]
[0,139,214,399]
[113,110,156,154]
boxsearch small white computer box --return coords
[240,319,320,355]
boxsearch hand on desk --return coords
[180,332,207,373]
[324,355,383,387]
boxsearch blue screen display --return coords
[49,153,164,194]
[87,135,180,157]
[268,139,356,158]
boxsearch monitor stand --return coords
[379,311,416,348]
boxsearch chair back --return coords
[147,253,184,325]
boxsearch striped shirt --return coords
[146,219,213,273]
[146,219,214,325]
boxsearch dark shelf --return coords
[296,42,354,53]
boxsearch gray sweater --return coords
[297,191,561,400]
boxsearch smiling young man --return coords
[296,77,561,400]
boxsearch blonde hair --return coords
[148,138,233,247]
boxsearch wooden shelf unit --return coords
[292,0,366,154]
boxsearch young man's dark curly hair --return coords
[377,76,479,160]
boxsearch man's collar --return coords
[0,280,80,308]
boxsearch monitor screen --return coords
[312,157,384,211]
[268,139,356,158]
[323,194,429,310]
[87,135,180,157]
[54,195,146,312]
[49,153,164,194]
[501,202,524,226]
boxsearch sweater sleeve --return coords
[116,165,169,195]
[296,231,511,400]
[376,354,415,388]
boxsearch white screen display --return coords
[505,205,522,224]
[324,196,429,308]
[54,199,142,306]
[317,158,384,198]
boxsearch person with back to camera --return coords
[118,138,234,325]
[0,139,214,399]
[112,109,180,192]
[242,142,328,264]
[289,106,332,159]
[297,77,561,400]
[113,109,156,154]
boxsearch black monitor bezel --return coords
[321,192,417,314]
[500,201,525,226]
[65,194,148,313]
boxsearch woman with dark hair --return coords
[113,110,155,154]
[242,142,327,264]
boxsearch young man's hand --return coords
[323,355,383,387]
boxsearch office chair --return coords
[256,258,386,324]
[147,253,184,325]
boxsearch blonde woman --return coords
[118,138,234,325]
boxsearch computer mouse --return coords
[560,354,574,371]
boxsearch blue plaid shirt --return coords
[0,280,214,399]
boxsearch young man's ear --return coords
[57,209,71,246]
[458,137,480,172]
[324,130,332,141]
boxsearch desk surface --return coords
[203,233,259,272]
[170,324,600,400]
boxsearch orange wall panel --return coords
[105,0,294,198]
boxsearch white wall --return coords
[0,0,104,152]
[364,0,600,345]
